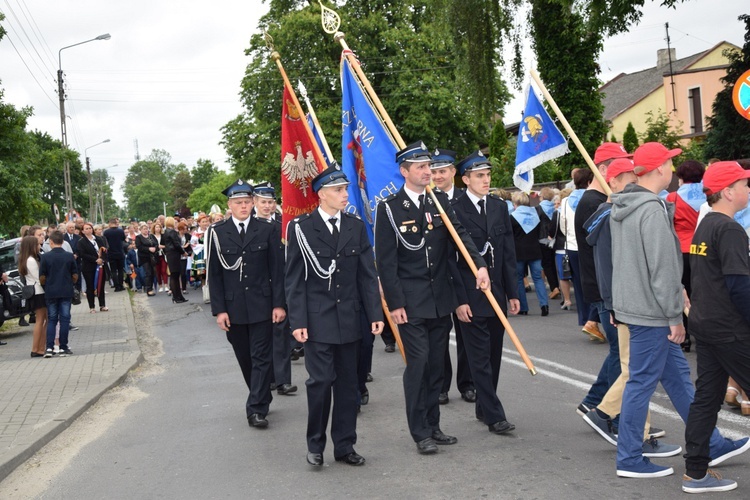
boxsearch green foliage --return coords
[488,120,514,187]
[187,171,234,214]
[127,179,167,221]
[623,121,639,153]
[530,0,608,176]
[222,0,507,189]
[90,168,120,223]
[639,110,682,149]
[609,133,617,142]
[675,138,706,165]
[704,14,750,160]
[170,170,194,213]
[191,158,220,189]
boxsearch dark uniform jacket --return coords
[375,186,486,319]
[208,217,284,325]
[285,211,382,344]
[451,193,518,317]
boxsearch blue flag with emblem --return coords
[341,55,402,242]
[513,83,569,193]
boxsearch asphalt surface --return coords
[2,289,749,499]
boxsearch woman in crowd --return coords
[77,222,108,313]
[163,217,188,303]
[151,222,168,293]
[177,221,192,294]
[549,188,573,309]
[136,223,158,297]
[190,214,210,290]
[19,236,47,357]
[537,187,560,300]
[511,191,549,316]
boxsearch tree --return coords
[187,171,234,214]
[623,121,639,153]
[191,158,220,189]
[127,179,167,221]
[704,14,750,160]
[639,110,682,149]
[530,0,608,178]
[90,168,120,223]
[170,170,194,213]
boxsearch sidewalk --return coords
[0,288,142,481]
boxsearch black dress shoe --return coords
[270,382,278,391]
[335,452,366,466]
[247,413,268,428]
[290,349,300,361]
[307,452,324,466]
[292,346,304,358]
[476,405,484,421]
[360,390,369,405]
[366,373,373,383]
[416,437,438,455]
[488,420,516,434]
[431,429,457,445]
[277,383,297,395]
[172,298,188,304]
[541,305,549,317]
[461,389,476,403]
[384,343,395,353]
[438,392,449,405]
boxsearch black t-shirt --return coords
[574,189,608,304]
[689,212,750,344]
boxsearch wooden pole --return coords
[298,80,336,164]
[530,69,611,197]
[334,31,537,376]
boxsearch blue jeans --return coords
[616,324,725,469]
[516,259,548,312]
[583,301,621,408]
[46,298,71,350]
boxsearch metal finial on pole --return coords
[263,30,275,51]
[318,1,341,34]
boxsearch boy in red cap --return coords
[682,161,750,493]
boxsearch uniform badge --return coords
[427,196,433,205]
[427,224,433,230]
[403,199,411,209]
[400,225,407,233]
[411,226,418,233]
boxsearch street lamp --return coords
[84,139,110,219]
[58,33,111,219]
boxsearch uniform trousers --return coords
[226,320,273,417]
[271,316,292,386]
[442,314,473,394]
[357,309,375,396]
[685,339,750,478]
[304,340,360,457]
[399,315,452,442]
[461,315,507,425]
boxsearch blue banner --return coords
[341,56,402,242]
[513,83,569,192]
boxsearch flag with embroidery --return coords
[280,85,325,239]
[513,83,569,193]
[340,53,402,242]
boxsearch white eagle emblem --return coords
[281,141,318,197]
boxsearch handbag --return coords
[21,285,35,300]
[561,254,573,280]
[72,289,82,305]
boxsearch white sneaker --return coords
[53,346,60,354]
[158,286,163,293]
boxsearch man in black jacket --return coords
[451,151,520,435]
[207,179,286,428]
[103,219,126,292]
[375,141,489,455]
[286,165,383,467]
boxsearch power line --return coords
[1,31,59,111]
[14,0,58,70]
[2,0,57,80]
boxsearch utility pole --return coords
[665,23,677,113]
[58,69,73,215]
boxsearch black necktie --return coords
[418,194,426,224]
[328,217,339,246]
[239,222,246,242]
[478,199,486,217]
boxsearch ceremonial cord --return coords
[205,226,244,282]
[294,223,336,291]
[478,241,495,268]
[384,202,431,269]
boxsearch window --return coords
[688,87,703,134]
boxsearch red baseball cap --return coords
[606,158,636,183]
[633,142,682,176]
[594,142,632,165]
[702,161,750,195]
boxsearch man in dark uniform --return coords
[451,151,520,434]
[286,164,384,467]
[253,181,297,397]
[375,141,489,455]
[431,148,475,406]
[207,179,286,428]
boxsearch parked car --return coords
[0,237,32,327]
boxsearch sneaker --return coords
[44,348,53,358]
[53,346,60,354]
[58,349,72,357]
[70,324,79,331]
[576,402,592,416]
[583,410,617,446]
[708,437,750,467]
[616,457,674,478]
[648,427,666,439]
[682,470,737,493]
[642,437,682,458]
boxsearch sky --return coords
[0,1,747,206]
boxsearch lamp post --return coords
[58,33,111,218]
[84,139,110,219]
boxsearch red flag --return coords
[280,85,324,239]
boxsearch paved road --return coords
[1,290,749,499]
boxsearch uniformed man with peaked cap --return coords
[375,141,490,455]
[206,179,286,428]
[286,164,384,467]
[451,150,520,434]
